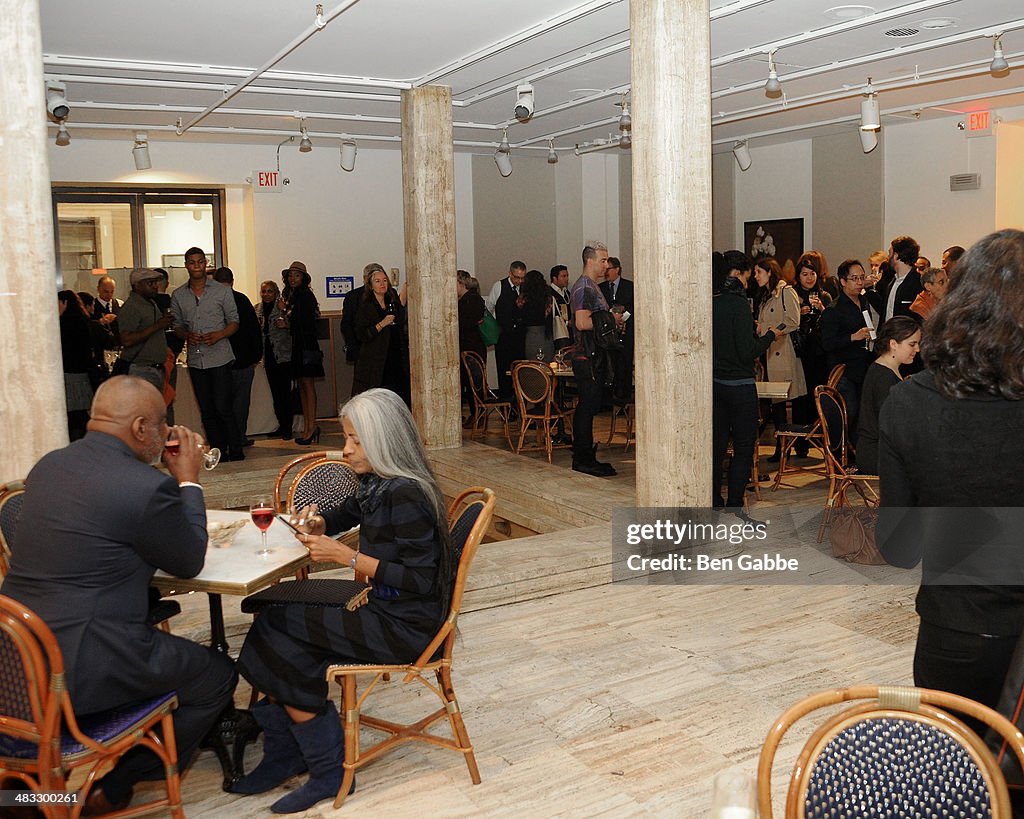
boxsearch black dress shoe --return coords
[572,458,616,477]
[226,450,246,462]
[82,785,132,816]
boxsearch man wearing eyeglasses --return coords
[821,259,876,440]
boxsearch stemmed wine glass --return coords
[250,495,274,557]
[164,431,220,470]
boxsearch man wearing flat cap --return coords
[117,268,173,393]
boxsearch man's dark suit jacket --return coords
[228,290,262,369]
[1,432,208,712]
[600,277,634,314]
[870,268,923,324]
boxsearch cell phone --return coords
[620,310,631,322]
[275,513,301,534]
[776,322,787,331]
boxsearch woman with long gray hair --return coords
[235,388,454,813]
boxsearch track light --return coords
[764,50,782,98]
[132,132,151,170]
[54,121,70,147]
[547,140,558,164]
[860,128,878,153]
[617,94,631,131]
[45,81,70,120]
[494,129,512,177]
[860,81,880,131]
[339,139,357,172]
[514,82,535,122]
[619,132,631,148]
[991,34,1010,75]
[298,119,312,152]
[732,140,751,171]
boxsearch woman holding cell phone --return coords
[234,388,455,813]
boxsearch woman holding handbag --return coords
[752,257,807,461]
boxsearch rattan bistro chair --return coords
[272,450,348,512]
[323,487,496,809]
[772,364,846,491]
[511,361,573,463]
[0,595,185,818]
[814,385,879,543]
[0,480,26,578]
[461,351,512,449]
[757,685,1024,818]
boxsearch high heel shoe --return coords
[295,425,320,446]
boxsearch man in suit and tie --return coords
[1,376,237,814]
[599,257,635,402]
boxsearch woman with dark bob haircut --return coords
[878,228,1024,724]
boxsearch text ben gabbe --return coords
[625,519,768,546]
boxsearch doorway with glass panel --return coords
[51,188,225,295]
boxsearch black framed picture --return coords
[743,218,804,279]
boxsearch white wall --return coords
[732,139,813,250]
[995,119,1024,232]
[883,114,996,262]
[47,138,467,304]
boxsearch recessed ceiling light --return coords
[824,5,875,22]
[919,17,958,30]
[884,27,920,38]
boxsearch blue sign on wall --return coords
[326,275,354,299]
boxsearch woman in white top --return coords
[753,257,807,460]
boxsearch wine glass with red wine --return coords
[250,495,275,556]
[164,431,220,470]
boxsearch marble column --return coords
[630,0,712,506]
[0,0,69,483]
[401,85,460,449]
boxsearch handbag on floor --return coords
[829,507,886,565]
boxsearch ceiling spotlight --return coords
[340,139,357,172]
[298,119,312,152]
[732,140,752,171]
[514,82,535,122]
[991,33,1010,75]
[617,95,631,131]
[860,80,880,131]
[547,140,558,164]
[54,121,70,147]
[132,132,151,171]
[45,81,70,120]
[860,128,878,153]
[619,132,631,148]
[494,128,512,177]
[765,50,782,98]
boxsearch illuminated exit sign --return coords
[966,110,992,137]
[252,170,284,192]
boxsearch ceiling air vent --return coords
[950,173,981,191]
[884,27,919,38]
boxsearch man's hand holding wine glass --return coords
[163,425,203,484]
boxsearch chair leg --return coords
[437,667,481,785]
[160,711,186,819]
[606,405,618,445]
[334,676,359,810]
[771,436,791,491]
[624,406,634,452]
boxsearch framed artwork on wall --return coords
[743,218,804,280]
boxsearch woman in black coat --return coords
[352,267,410,406]
[284,262,323,444]
[58,289,98,440]
[878,228,1024,721]
[457,270,486,421]
[235,388,456,813]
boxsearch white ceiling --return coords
[40,0,1024,159]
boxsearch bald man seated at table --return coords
[1,376,236,814]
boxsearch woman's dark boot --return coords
[270,702,353,814]
[230,700,307,795]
